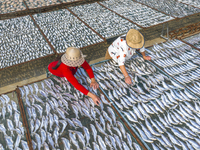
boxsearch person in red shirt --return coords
[48,47,100,105]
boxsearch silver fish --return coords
[34,133,41,150]
[82,107,93,120]
[123,111,137,123]
[113,134,122,149]
[59,120,67,135]
[2,106,6,120]
[44,142,50,150]
[108,135,117,150]
[31,107,37,121]
[145,118,160,136]
[66,118,77,129]
[61,138,70,150]
[90,124,97,142]
[166,131,181,147]
[14,135,21,149]
[133,124,153,143]
[14,111,20,127]
[188,139,200,149]
[5,135,13,150]
[122,141,130,150]
[7,119,14,135]
[104,136,112,149]
[47,132,56,150]
[49,114,54,131]
[132,105,144,120]
[6,104,12,118]
[40,129,46,145]
[116,121,126,139]
[139,122,156,141]
[83,126,90,146]
[53,126,59,147]
[53,114,59,127]
[72,118,83,128]
[95,121,107,136]
[21,140,29,150]
[33,119,40,133]
[0,124,7,136]
[103,111,113,124]
[92,142,100,150]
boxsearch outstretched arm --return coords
[119,65,132,84]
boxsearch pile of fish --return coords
[33,9,104,53]
[100,0,174,28]
[0,92,28,149]
[0,0,26,14]
[177,0,200,8]
[19,74,142,149]
[0,16,54,69]
[69,2,140,38]
[24,0,61,9]
[92,55,200,149]
[184,33,200,49]
[134,0,200,18]
[146,39,200,85]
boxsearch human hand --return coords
[125,76,132,84]
[143,56,151,60]
[90,80,99,90]
[87,92,100,105]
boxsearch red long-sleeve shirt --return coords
[48,60,94,95]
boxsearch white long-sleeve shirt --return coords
[108,34,145,66]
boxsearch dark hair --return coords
[52,54,63,70]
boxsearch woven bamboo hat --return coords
[61,47,86,67]
[126,29,144,49]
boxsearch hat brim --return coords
[61,53,85,67]
[126,30,145,49]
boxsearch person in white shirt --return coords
[105,29,151,84]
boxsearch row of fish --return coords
[0,15,54,69]
[146,39,200,85]
[0,0,26,14]
[100,0,174,28]
[177,0,200,9]
[19,74,142,150]
[184,32,200,49]
[69,2,140,38]
[33,9,104,53]
[91,55,200,149]
[0,93,28,150]
[134,0,200,18]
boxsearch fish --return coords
[33,119,40,133]
[7,119,14,136]
[90,124,97,142]
[59,120,67,135]
[40,129,46,145]
[82,126,90,146]
[61,138,70,150]
[71,118,83,128]
[53,126,59,147]
[108,135,117,150]
[47,132,56,150]
[92,142,100,150]
[21,140,29,150]
[2,106,6,120]
[0,124,7,136]
[133,124,153,143]
[14,112,20,127]
[102,111,113,125]
[95,121,107,136]
[34,133,42,150]
[144,117,160,136]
